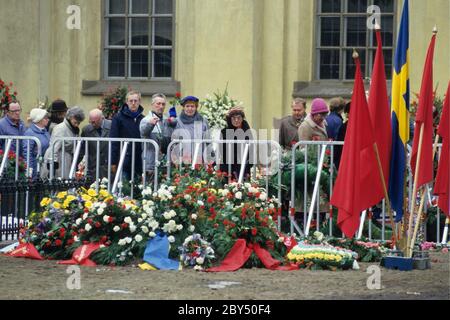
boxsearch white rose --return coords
[113,226,120,232]
[134,235,143,243]
[141,226,149,234]
[191,214,198,220]
[76,218,82,226]
[196,257,205,265]
[97,208,104,215]
[82,213,88,220]
[189,225,195,232]
[235,192,242,200]
[149,232,156,237]
[167,236,175,243]
[125,237,132,244]
[184,194,191,201]
[85,224,92,232]
[103,215,110,223]
[124,217,132,224]
[118,239,126,246]
[177,224,183,231]
[129,225,136,233]
[259,192,267,201]
[141,213,148,220]
[197,200,204,206]
[169,210,177,218]
[138,218,143,223]
[163,212,171,220]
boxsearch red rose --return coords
[251,228,257,236]
[176,92,181,98]
[100,236,108,243]
[48,232,54,238]
[59,228,66,233]
[121,223,128,229]
[71,231,78,237]
[55,239,62,247]
[95,222,102,228]
[108,217,114,223]
[213,223,219,229]
[67,239,74,246]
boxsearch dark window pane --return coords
[131,18,149,45]
[155,0,173,14]
[109,0,126,14]
[347,0,368,12]
[319,50,340,79]
[321,0,341,13]
[131,0,149,14]
[108,18,126,45]
[374,0,394,13]
[108,49,125,77]
[368,49,392,79]
[153,49,172,77]
[130,50,148,77]
[154,18,172,46]
[346,17,366,46]
[320,17,340,46]
[345,49,366,79]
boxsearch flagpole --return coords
[373,143,398,243]
[407,123,424,257]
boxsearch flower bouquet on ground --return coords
[179,234,215,270]
[99,85,129,120]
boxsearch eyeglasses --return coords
[8,109,21,113]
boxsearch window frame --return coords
[315,0,397,81]
[102,0,175,80]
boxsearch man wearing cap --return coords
[279,98,307,149]
[325,97,346,140]
[140,93,177,182]
[80,109,112,180]
[47,99,68,135]
[173,96,210,165]
[0,101,26,153]
[298,98,329,141]
[23,108,50,178]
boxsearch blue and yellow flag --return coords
[389,0,409,222]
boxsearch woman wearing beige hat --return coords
[23,108,50,178]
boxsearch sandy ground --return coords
[0,251,448,300]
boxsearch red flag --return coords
[5,243,43,260]
[330,55,384,238]
[410,33,437,187]
[434,82,450,216]
[368,30,392,183]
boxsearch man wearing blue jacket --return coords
[110,91,145,181]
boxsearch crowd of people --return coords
[0,91,350,182]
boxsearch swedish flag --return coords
[389,0,409,222]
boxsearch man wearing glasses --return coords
[0,101,26,152]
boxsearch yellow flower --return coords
[43,211,49,218]
[99,189,110,198]
[87,189,97,197]
[82,194,92,202]
[56,192,67,199]
[208,189,217,195]
[85,201,93,209]
[193,183,201,189]
[200,180,207,185]
[66,195,77,203]
[53,202,61,209]
[40,197,51,207]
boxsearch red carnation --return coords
[175,92,182,98]
[59,228,66,234]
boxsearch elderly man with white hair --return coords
[80,108,112,180]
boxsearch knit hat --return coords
[29,108,48,123]
[49,99,68,112]
[310,98,329,115]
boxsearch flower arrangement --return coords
[179,234,215,270]
[199,87,243,130]
[287,243,357,270]
[0,79,18,116]
[99,86,130,120]
[0,149,27,179]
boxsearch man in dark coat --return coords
[109,91,145,181]
[279,98,306,149]
[81,109,112,180]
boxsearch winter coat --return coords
[279,115,304,149]
[80,119,112,179]
[0,116,25,154]
[140,112,176,171]
[23,124,50,179]
[109,105,145,179]
[325,111,343,140]
[43,119,80,179]
[219,119,253,180]
[298,114,328,142]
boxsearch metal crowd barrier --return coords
[47,137,160,198]
[0,135,42,241]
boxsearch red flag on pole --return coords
[330,54,384,238]
[368,29,392,183]
[434,82,450,216]
[410,33,437,188]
